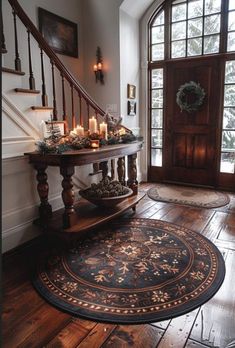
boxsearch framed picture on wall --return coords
[127,84,136,99]
[127,101,136,116]
[38,8,78,58]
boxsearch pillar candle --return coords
[76,125,84,137]
[99,122,108,140]
[89,116,97,134]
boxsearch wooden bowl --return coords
[79,187,133,208]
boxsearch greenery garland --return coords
[176,81,206,113]
[36,132,143,155]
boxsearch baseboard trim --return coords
[2,219,42,253]
[2,234,44,258]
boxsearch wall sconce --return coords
[93,46,104,85]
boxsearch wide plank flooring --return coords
[3,183,235,348]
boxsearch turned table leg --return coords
[111,159,115,180]
[60,166,77,228]
[127,153,138,195]
[93,162,100,174]
[117,157,126,185]
[100,161,108,179]
[34,163,52,225]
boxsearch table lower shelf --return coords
[42,192,145,236]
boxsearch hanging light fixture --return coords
[93,46,104,84]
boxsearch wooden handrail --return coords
[8,0,105,117]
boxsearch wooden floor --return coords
[3,183,235,348]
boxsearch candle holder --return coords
[90,140,100,148]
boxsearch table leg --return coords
[127,153,138,195]
[35,163,52,224]
[60,166,77,228]
[111,159,115,180]
[100,161,108,180]
[117,157,125,185]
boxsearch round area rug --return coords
[33,218,225,324]
[147,184,229,208]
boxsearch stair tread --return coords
[2,67,25,75]
[31,106,54,110]
[15,88,40,94]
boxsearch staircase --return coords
[2,0,139,252]
[2,0,112,144]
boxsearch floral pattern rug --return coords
[33,218,225,324]
[147,184,230,208]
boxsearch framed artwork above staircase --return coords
[38,7,78,58]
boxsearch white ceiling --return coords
[120,0,154,19]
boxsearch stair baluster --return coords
[12,9,21,71]
[71,84,75,129]
[51,61,58,121]
[61,74,68,131]
[1,13,7,52]
[40,48,48,106]
[86,101,90,121]
[78,92,82,126]
[27,30,35,90]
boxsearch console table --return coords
[25,141,145,237]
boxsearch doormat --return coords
[32,218,225,324]
[147,184,229,208]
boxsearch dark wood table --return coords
[25,141,145,236]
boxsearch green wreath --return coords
[176,81,206,113]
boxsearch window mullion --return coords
[220,0,229,53]
[165,1,170,60]
[186,0,188,56]
[202,0,205,54]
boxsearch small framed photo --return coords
[38,8,78,58]
[45,121,66,136]
[127,84,136,99]
[127,101,136,116]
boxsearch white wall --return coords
[119,9,140,133]
[82,0,123,117]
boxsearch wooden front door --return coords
[164,58,221,187]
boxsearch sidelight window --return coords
[220,60,235,174]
